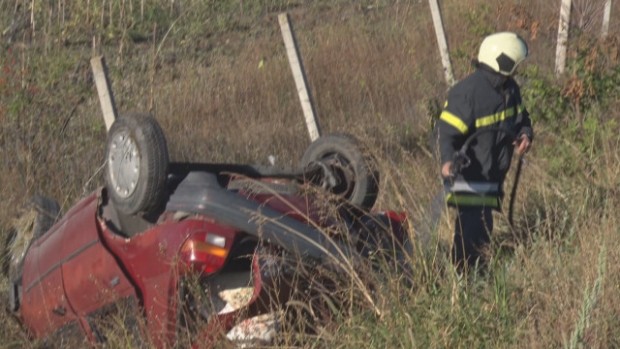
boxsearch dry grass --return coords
[0,0,619,348]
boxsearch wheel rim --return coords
[108,130,141,199]
[321,153,355,198]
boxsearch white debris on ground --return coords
[225,313,279,347]
[219,287,279,347]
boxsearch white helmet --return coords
[477,32,528,76]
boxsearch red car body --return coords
[14,167,407,347]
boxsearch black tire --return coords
[30,195,61,240]
[105,113,169,216]
[5,195,60,312]
[5,195,61,278]
[300,134,379,210]
[1,231,12,278]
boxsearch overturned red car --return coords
[3,113,408,347]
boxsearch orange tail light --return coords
[180,232,231,275]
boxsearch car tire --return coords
[4,195,61,278]
[105,113,169,216]
[300,133,379,210]
[31,195,61,239]
[4,195,60,312]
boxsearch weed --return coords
[0,0,619,348]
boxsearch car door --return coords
[59,192,137,337]
[20,218,79,339]
[20,192,138,342]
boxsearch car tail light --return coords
[380,211,408,241]
[180,232,231,275]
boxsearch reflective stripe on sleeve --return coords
[440,111,469,134]
[475,103,523,128]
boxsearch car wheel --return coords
[105,113,169,216]
[300,134,379,210]
[5,195,61,279]
[4,195,60,312]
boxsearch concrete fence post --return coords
[428,0,455,86]
[555,0,572,77]
[602,0,612,37]
[91,56,118,131]
[278,13,322,142]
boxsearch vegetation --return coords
[1,0,619,347]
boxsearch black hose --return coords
[508,155,524,227]
[451,126,524,225]
[458,127,517,154]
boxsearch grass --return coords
[1,0,619,348]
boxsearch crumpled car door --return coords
[20,219,78,339]
[59,193,137,338]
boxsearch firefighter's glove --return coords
[450,151,470,178]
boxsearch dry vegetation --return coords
[1,0,619,348]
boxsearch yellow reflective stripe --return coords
[440,111,469,134]
[475,104,523,128]
[445,193,499,207]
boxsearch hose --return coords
[449,126,524,226]
[508,155,524,227]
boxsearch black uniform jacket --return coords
[436,66,534,208]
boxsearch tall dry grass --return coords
[0,0,619,348]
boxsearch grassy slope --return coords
[0,0,619,347]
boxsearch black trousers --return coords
[452,206,493,270]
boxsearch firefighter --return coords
[436,32,533,271]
